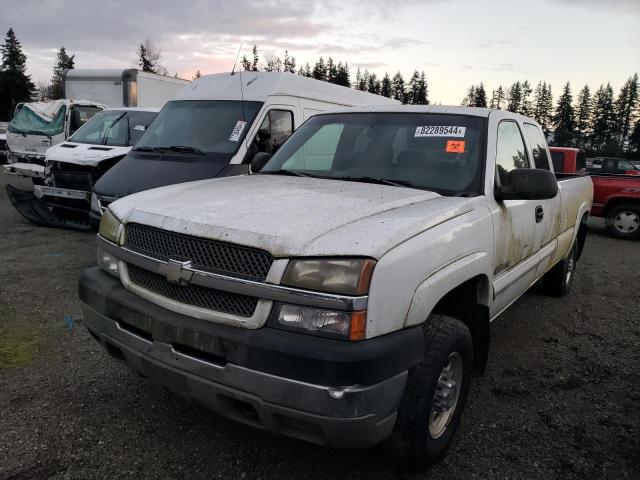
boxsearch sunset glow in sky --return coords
[1,0,638,104]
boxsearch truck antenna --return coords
[231,42,243,75]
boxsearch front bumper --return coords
[5,184,93,231]
[80,267,425,448]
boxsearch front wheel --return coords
[606,203,640,240]
[386,315,473,467]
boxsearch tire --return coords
[605,203,640,240]
[543,240,578,297]
[385,314,473,467]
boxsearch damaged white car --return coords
[6,107,158,230]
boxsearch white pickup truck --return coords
[79,106,593,466]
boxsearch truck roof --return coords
[172,71,400,107]
[18,99,107,120]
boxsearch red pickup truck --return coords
[550,147,640,239]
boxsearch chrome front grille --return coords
[124,224,273,281]
[127,264,258,317]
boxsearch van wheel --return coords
[606,203,640,240]
[385,315,473,467]
[543,240,578,297]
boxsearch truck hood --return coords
[45,141,131,167]
[110,175,476,258]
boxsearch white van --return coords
[91,71,399,217]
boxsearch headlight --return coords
[282,258,376,295]
[90,192,100,213]
[97,246,119,277]
[98,209,120,243]
[272,303,366,340]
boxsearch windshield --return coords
[134,100,262,158]
[69,110,158,146]
[8,105,66,136]
[261,113,486,195]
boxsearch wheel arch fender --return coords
[404,252,492,374]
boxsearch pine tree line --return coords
[463,75,640,155]
[241,44,429,105]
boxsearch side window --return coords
[496,121,530,185]
[250,109,294,156]
[551,151,565,172]
[523,123,551,171]
[282,123,344,171]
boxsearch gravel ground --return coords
[0,173,638,480]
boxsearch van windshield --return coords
[69,110,158,147]
[134,100,262,158]
[261,112,486,195]
[8,105,66,136]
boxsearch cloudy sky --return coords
[1,0,638,104]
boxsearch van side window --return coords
[250,110,294,156]
[523,123,551,171]
[496,121,530,185]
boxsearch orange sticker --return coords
[446,140,465,153]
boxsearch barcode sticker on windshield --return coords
[229,121,247,142]
[415,126,466,137]
[133,125,146,131]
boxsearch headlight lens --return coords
[282,258,376,295]
[272,303,366,340]
[97,246,119,277]
[98,209,120,243]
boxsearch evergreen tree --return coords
[533,82,553,132]
[0,28,35,119]
[357,69,369,91]
[49,47,75,99]
[391,71,406,103]
[367,72,381,95]
[407,70,420,104]
[552,81,576,146]
[462,85,476,106]
[490,86,506,110]
[590,83,618,154]
[380,73,392,98]
[416,71,428,104]
[241,44,259,71]
[326,57,338,83]
[312,57,326,81]
[334,62,350,87]
[521,80,533,116]
[507,81,523,112]
[283,51,296,73]
[575,85,592,149]
[614,73,639,152]
[192,69,202,80]
[473,83,487,107]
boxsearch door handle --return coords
[535,206,544,223]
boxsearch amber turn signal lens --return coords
[349,310,367,341]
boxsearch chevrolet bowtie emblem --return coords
[164,259,194,285]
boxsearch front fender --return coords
[403,252,492,328]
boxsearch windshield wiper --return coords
[262,169,313,178]
[338,176,418,188]
[160,145,206,155]
[132,146,166,153]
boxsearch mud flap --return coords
[5,184,92,231]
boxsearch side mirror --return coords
[497,168,558,201]
[251,152,272,173]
